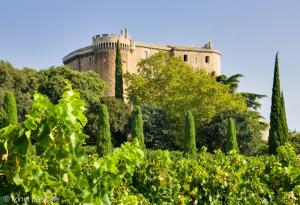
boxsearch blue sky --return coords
[0,0,299,130]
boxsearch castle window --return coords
[89,57,92,63]
[184,55,188,62]
[205,56,210,63]
[211,71,216,76]
[144,51,148,58]
[195,57,198,63]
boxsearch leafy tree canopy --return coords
[125,52,247,135]
[198,109,268,155]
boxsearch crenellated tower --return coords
[63,28,222,96]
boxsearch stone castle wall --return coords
[63,28,222,96]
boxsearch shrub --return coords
[96,104,112,157]
[131,105,145,149]
[184,111,197,158]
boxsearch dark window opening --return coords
[211,71,216,76]
[89,57,92,63]
[184,55,188,62]
[205,56,210,63]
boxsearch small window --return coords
[89,57,92,63]
[195,57,198,63]
[184,55,188,62]
[103,57,107,63]
[144,51,149,58]
[211,71,216,76]
[205,56,210,63]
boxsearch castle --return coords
[63,28,222,96]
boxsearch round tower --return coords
[92,28,132,96]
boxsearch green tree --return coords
[0,61,39,122]
[125,52,246,144]
[115,40,123,100]
[268,53,288,154]
[96,104,113,156]
[3,91,18,125]
[131,105,145,149]
[225,117,238,153]
[198,109,267,155]
[184,111,197,158]
[142,105,176,150]
[216,73,244,93]
[38,66,105,105]
[216,73,267,110]
[240,92,267,110]
[86,97,131,147]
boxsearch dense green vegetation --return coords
[125,52,249,150]
[0,61,130,145]
[1,87,299,204]
[0,52,298,204]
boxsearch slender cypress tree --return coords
[3,91,17,125]
[131,105,145,149]
[225,117,238,153]
[96,104,112,156]
[268,53,288,154]
[184,111,197,158]
[115,40,123,100]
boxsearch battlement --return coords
[63,28,222,96]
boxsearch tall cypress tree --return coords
[268,53,288,154]
[184,111,197,158]
[3,91,18,125]
[115,40,123,100]
[96,104,112,156]
[131,105,145,149]
[225,117,238,153]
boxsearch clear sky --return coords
[0,0,299,131]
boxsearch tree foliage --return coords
[184,111,197,158]
[38,66,105,105]
[240,92,267,110]
[0,62,107,144]
[125,52,246,138]
[142,105,176,150]
[131,105,145,149]
[96,104,113,157]
[225,118,238,153]
[269,53,288,154]
[0,61,39,122]
[115,40,123,100]
[216,73,267,110]
[197,109,267,155]
[216,73,244,93]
